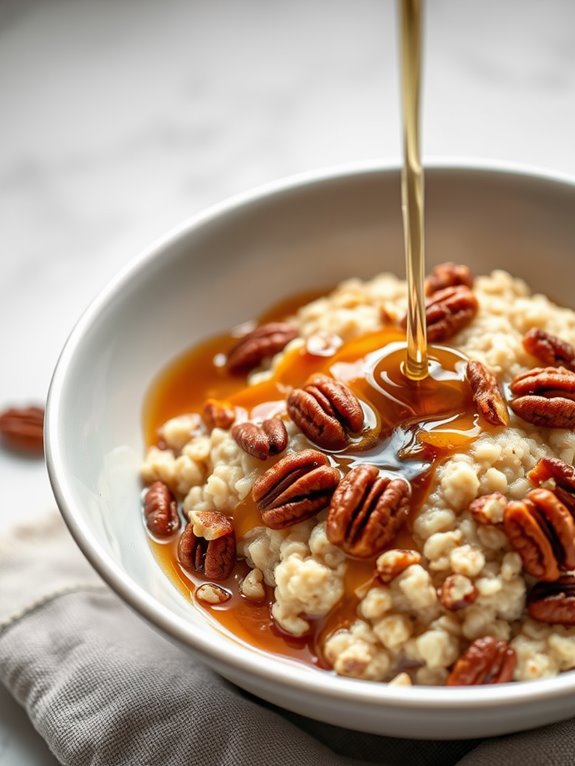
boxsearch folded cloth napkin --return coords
[1,513,575,766]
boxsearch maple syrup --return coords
[400,0,428,380]
[143,294,480,667]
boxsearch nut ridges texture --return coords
[177,511,235,581]
[252,448,340,529]
[446,636,516,685]
[466,360,509,426]
[287,373,364,451]
[424,262,474,297]
[401,285,478,343]
[510,366,575,428]
[523,328,575,371]
[327,464,411,558]
[503,488,575,581]
[144,481,180,538]
[231,418,288,460]
[226,322,298,374]
[528,575,575,625]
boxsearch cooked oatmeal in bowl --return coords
[141,262,575,687]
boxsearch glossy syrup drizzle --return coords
[144,295,480,668]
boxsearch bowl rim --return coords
[46,158,575,709]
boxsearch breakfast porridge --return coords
[141,263,575,686]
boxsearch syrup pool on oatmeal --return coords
[141,264,575,686]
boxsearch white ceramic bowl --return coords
[46,162,575,739]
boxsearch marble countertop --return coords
[2,0,575,762]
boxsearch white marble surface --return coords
[2,0,575,762]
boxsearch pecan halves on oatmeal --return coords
[226,322,298,374]
[424,262,474,297]
[438,574,478,611]
[509,366,575,429]
[144,481,180,538]
[469,492,508,526]
[528,575,575,625]
[446,637,516,685]
[503,488,575,581]
[523,328,575,371]
[327,465,411,558]
[528,456,575,515]
[287,373,364,451]
[0,405,44,453]
[466,361,509,426]
[231,418,288,460]
[178,511,235,580]
[203,399,235,430]
[401,286,478,343]
[252,448,340,529]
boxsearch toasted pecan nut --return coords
[327,465,411,558]
[401,286,478,343]
[528,575,575,625]
[424,262,474,297]
[203,399,235,430]
[528,456,575,514]
[231,418,288,460]
[252,448,340,529]
[503,488,575,581]
[287,373,364,451]
[466,361,509,426]
[469,492,508,526]
[446,637,516,685]
[0,405,44,453]
[510,366,575,428]
[439,574,478,611]
[144,481,180,538]
[178,511,235,580]
[376,549,421,583]
[226,322,298,374]
[523,328,575,371]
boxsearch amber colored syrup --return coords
[143,293,481,669]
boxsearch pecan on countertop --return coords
[503,488,575,581]
[144,481,180,538]
[528,575,575,625]
[466,360,509,427]
[446,637,516,685]
[231,418,288,461]
[252,448,340,529]
[178,511,235,581]
[509,366,575,429]
[523,328,575,372]
[327,464,411,558]
[0,405,44,454]
[287,373,364,451]
[226,322,298,374]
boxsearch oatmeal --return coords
[141,265,575,686]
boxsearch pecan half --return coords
[466,361,509,426]
[252,448,340,529]
[503,488,575,581]
[401,286,478,343]
[144,481,180,538]
[528,575,575,625]
[327,465,411,558]
[376,549,421,583]
[203,399,235,430]
[439,574,478,611]
[0,405,44,453]
[287,373,364,451]
[446,637,516,685]
[469,492,508,526]
[424,262,474,297]
[178,511,235,580]
[226,322,298,374]
[510,366,575,428]
[231,418,288,460]
[528,456,575,515]
[523,328,575,371]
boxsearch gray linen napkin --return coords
[1,513,574,766]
